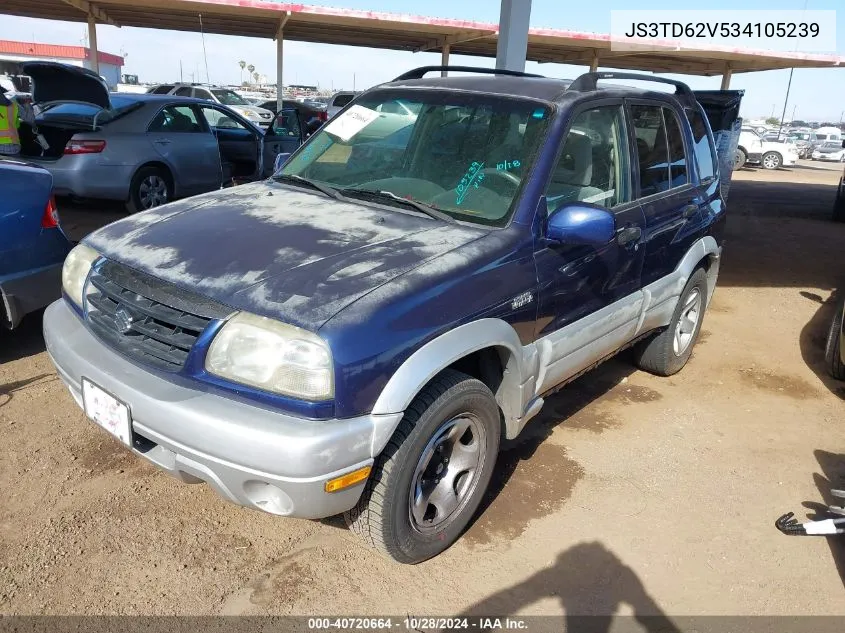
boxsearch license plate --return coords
[82,378,132,447]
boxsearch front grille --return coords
[85,261,231,371]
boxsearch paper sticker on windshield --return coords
[324,105,380,142]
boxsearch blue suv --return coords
[44,68,735,563]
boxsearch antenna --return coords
[198,13,211,85]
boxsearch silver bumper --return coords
[43,299,402,519]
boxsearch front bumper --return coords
[43,299,402,519]
[0,262,63,328]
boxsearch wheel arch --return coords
[130,161,176,198]
[370,319,529,454]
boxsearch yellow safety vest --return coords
[0,101,20,146]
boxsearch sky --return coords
[2,0,844,121]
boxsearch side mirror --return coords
[546,204,615,246]
[273,152,292,172]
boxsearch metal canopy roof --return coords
[3,0,844,76]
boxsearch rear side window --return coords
[194,88,213,100]
[151,85,174,95]
[333,93,354,107]
[174,87,193,97]
[686,108,716,182]
[148,105,201,133]
[631,104,669,196]
[663,108,689,187]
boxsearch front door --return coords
[628,102,702,287]
[533,102,646,393]
[198,105,261,183]
[146,103,221,195]
[261,108,304,177]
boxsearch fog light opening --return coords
[243,481,294,515]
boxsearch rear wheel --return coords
[761,151,782,170]
[633,268,708,377]
[345,369,500,564]
[126,166,172,213]
[825,297,845,381]
[733,148,747,171]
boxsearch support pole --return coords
[589,51,599,73]
[495,0,532,72]
[441,44,450,76]
[720,65,732,90]
[87,14,99,75]
[276,29,284,112]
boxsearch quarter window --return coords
[546,105,629,211]
[686,108,716,182]
[173,86,193,97]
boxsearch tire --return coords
[126,166,173,214]
[761,151,782,170]
[633,267,709,377]
[833,186,845,223]
[345,369,500,564]
[733,148,747,171]
[824,297,845,381]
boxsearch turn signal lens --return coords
[41,195,59,228]
[325,466,372,493]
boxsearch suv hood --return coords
[84,183,487,330]
[22,61,110,110]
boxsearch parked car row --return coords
[735,126,799,170]
[13,63,306,213]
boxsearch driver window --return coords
[200,106,247,131]
[546,105,628,212]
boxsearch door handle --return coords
[682,204,698,219]
[616,226,642,246]
[153,139,172,145]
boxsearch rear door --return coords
[146,103,221,195]
[627,101,701,288]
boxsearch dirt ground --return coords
[1,161,844,618]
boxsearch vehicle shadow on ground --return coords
[467,356,638,531]
[798,289,845,399]
[0,310,47,365]
[802,450,845,590]
[456,541,681,633]
[718,180,842,290]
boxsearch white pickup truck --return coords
[737,127,798,170]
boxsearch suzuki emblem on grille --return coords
[114,307,136,334]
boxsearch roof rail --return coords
[568,72,694,101]
[393,66,545,81]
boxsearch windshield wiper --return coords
[339,188,455,224]
[273,174,343,200]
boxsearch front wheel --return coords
[345,369,500,564]
[761,151,782,170]
[633,268,709,377]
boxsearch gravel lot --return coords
[1,161,844,617]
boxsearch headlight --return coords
[206,312,333,400]
[62,243,100,307]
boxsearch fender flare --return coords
[369,318,528,453]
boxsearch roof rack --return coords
[393,66,545,81]
[568,72,694,101]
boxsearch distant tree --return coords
[238,60,246,84]
[765,117,780,126]
[253,71,260,84]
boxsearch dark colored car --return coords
[835,158,845,223]
[43,67,739,563]
[17,62,305,212]
[0,159,71,329]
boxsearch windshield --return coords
[278,91,552,227]
[211,89,249,106]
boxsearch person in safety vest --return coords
[0,91,35,157]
